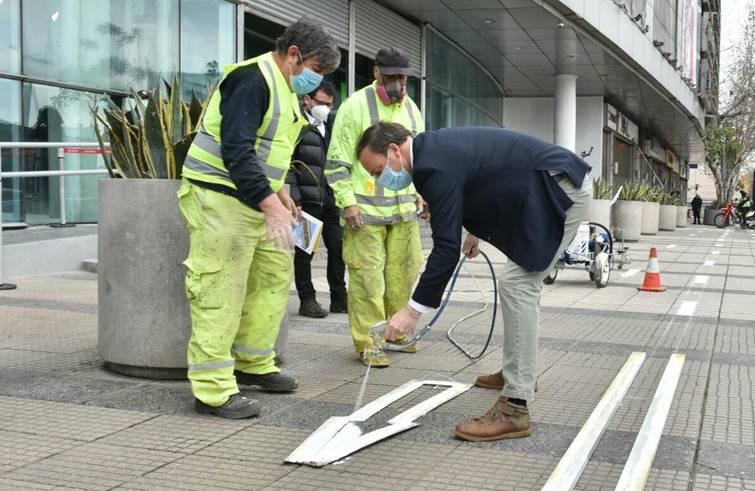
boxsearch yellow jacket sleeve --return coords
[325,102,359,209]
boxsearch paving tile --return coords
[0,429,81,474]
[0,396,153,442]
[3,443,180,491]
[692,473,755,490]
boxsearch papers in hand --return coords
[293,211,324,255]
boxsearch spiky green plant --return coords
[93,75,215,179]
[618,182,645,201]
[593,178,614,200]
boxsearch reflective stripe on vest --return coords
[188,129,286,181]
[257,60,281,164]
[344,210,417,225]
[355,193,416,207]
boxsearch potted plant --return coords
[659,192,677,231]
[676,198,689,228]
[640,185,661,235]
[94,76,213,379]
[588,178,613,228]
[612,183,644,241]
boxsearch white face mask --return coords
[310,104,330,124]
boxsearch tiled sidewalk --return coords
[0,224,754,490]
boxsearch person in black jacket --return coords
[357,122,592,442]
[691,193,703,224]
[287,80,347,318]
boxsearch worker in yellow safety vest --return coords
[178,18,340,419]
[325,48,425,367]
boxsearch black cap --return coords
[375,48,411,75]
[136,90,149,100]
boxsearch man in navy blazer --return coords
[356,122,592,441]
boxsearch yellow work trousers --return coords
[178,180,292,406]
[343,220,423,353]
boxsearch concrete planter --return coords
[612,200,643,241]
[640,201,660,235]
[588,199,612,229]
[98,179,190,379]
[703,206,718,226]
[677,206,688,228]
[659,205,677,231]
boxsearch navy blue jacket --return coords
[411,127,591,309]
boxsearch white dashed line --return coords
[693,275,709,285]
[621,268,641,278]
[676,301,698,316]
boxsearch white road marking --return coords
[666,244,676,249]
[621,268,641,278]
[711,250,720,255]
[541,353,646,491]
[676,301,698,316]
[693,275,709,285]
[615,354,686,491]
[704,260,715,266]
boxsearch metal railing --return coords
[0,142,112,290]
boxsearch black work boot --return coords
[299,298,328,318]
[194,394,260,419]
[330,293,348,313]
[234,371,299,392]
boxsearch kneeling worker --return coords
[179,18,340,419]
[357,123,592,440]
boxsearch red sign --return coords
[64,148,111,154]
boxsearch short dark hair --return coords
[275,17,341,73]
[357,122,411,157]
[308,79,336,99]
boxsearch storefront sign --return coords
[617,114,639,143]
[605,104,618,131]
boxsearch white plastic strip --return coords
[542,352,646,491]
[615,354,686,491]
[286,380,471,467]
[676,301,697,316]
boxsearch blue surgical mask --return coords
[290,52,323,95]
[377,153,412,191]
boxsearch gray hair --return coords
[276,17,341,73]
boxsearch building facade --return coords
[0,0,719,226]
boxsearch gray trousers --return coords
[499,174,592,401]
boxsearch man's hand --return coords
[277,186,299,219]
[417,196,430,220]
[344,205,363,229]
[462,233,480,258]
[259,193,296,249]
[383,307,420,341]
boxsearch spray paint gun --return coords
[370,320,434,352]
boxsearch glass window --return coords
[22,0,178,92]
[426,30,503,129]
[21,83,111,224]
[0,0,21,73]
[180,0,236,99]
[1,78,22,224]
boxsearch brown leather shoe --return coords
[454,396,531,441]
[474,371,505,389]
[473,371,538,392]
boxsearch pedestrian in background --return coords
[287,80,348,318]
[691,193,703,224]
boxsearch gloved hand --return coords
[260,193,296,250]
[462,233,480,258]
[277,186,300,220]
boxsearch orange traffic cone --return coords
[638,247,666,292]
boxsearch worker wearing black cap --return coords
[324,47,425,367]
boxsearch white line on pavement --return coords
[542,352,646,491]
[711,251,720,255]
[615,354,686,491]
[693,275,709,285]
[704,260,715,266]
[676,301,697,316]
[666,244,676,249]
[621,268,641,278]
